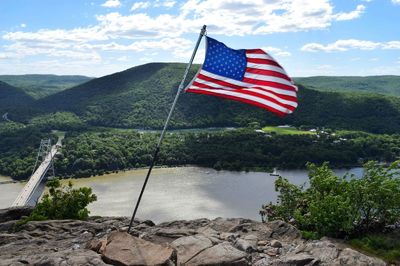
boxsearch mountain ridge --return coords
[0,74,92,99]
[3,63,400,133]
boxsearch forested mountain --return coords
[294,76,400,96]
[34,63,400,133]
[0,74,92,99]
[0,81,34,114]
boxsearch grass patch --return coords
[262,126,314,135]
[349,233,400,264]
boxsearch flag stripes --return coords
[185,38,297,116]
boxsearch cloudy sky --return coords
[0,0,399,77]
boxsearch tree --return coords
[260,161,400,238]
[21,179,97,223]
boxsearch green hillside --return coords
[294,76,400,96]
[0,74,92,99]
[0,81,35,116]
[34,63,400,134]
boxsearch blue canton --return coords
[203,37,246,81]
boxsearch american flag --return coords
[185,37,298,117]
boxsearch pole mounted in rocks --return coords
[127,25,207,233]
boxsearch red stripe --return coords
[250,86,298,102]
[186,88,288,117]
[246,67,292,81]
[191,81,297,107]
[197,73,243,90]
[195,72,297,100]
[247,58,282,68]
[190,83,296,112]
[243,77,297,92]
[237,89,296,111]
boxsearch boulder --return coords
[234,238,257,252]
[334,248,386,266]
[102,231,176,266]
[186,241,248,265]
[1,249,107,266]
[267,220,301,241]
[0,207,33,223]
[274,253,317,265]
[270,240,282,248]
[171,235,213,264]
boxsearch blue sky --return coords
[0,0,399,77]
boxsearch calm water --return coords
[0,167,363,223]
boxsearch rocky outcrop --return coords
[0,208,388,266]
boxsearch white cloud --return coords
[84,37,193,52]
[179,0,365,36]
[392,0,400,4]
[262,46,291,57]
[155,0,176,8]
[3,27,107,43]
[4,42,101,61]
[0,53,16,60]
[334,5,365,21]
[131,1,150,11]
[101,0,121,8]
[301,39,400,52]
[20,23,26,28]
[0,0,370,76]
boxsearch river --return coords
[0,167,363,223]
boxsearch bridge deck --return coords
[12,145,58,207]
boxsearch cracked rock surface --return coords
[0,207,387,265]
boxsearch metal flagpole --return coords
[127,25,207,233]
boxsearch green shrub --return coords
[260,161,400,238]
[18,179,97,225]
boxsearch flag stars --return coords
[203,37,246,81]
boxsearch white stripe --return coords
[188,87,292,114]
[243,88,298,108]
[244,73,295,87]
[193,79,297,107]
[197,70,297,97]
[246,53,275,61]
[193,78,235,91]
[247,63,287,75]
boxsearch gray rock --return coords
[234,238,256,252]
[0,207,33,223]
[254,257,271,266]
[270,239,283,248]
[102,231,177,266]
[186,241,248,265]
[155,227,197,238]
[334,248,386,266]
[297,240,339,263]
[1,249,107,266]
[171,234,213,264]
[268,220,301,241]
[274,253,316,266]
[220,232,240,241]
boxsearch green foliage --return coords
[3,125,400,180]
[350,234,400,264]
[0,74,91,99]
[295,75,400,97]
[29,112,86,131]
[20,179,96,224]
[261,161,400,238]
[262,126,314,135]
[0,81,34,116]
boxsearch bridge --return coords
[11,138,60,207]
